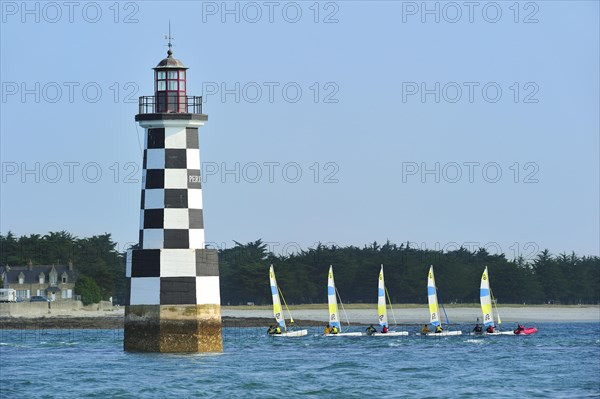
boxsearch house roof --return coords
[0,265,77,285]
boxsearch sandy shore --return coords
[1,305,598,329]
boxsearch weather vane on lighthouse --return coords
[165,21,174,53]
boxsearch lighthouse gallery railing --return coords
[138,96,203,114]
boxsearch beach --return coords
[1,304,598,329]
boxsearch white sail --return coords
[427,266,441,326]
[269,265,285,330]
[377,265,388,327]
[327,265,340,329]
[480,266,494,328]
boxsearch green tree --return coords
[74,275,103,305]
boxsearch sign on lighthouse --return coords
[124,43,222,352]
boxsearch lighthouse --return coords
[124,45,222,352]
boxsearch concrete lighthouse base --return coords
[124,304,222,352]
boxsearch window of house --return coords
[62,276,67,283]
[18,275,24,284]
[39,275,45,285]
[16,289,29,299]
[49,274,57,286]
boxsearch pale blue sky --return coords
[1,1,598,258]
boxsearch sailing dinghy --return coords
[420,266,462,336]
[268,265,308,337]
[324,266,362,337]
[478,266,514,335]
[369,265,408,337]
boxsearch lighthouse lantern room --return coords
[154,49,187,113]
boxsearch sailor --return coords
[323,325,332,335]
[381,325,389,334]
[514,324,525,334]
[435,325,443,333]
[267,325,276,335]
[473,324,483,333]
[486,325,494,333]
[366,324,377,335]
[331,326,339,334]
[274,325,282,334]
[421,324,431,334]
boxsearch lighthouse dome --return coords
[155,49,187,69]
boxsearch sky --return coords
[1,1,598,260]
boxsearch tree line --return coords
[220,240,600,306]
[1,233,598,306]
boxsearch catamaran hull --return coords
[271,329,308,337]
[470,331,515,336]
[324,332,363,337]
[420,331,463,337]
[470,331,516,336]
[370,331,409,337]
[514,327,537,335]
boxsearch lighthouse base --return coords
[124,304,222,352]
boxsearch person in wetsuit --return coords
[366,324,377,335]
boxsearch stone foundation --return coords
[124,304,222,352]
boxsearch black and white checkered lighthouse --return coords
[124,46,222,352]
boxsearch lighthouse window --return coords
[168,93,178,112]
[168,80,178,90]
[157,71,166,80]
[179,71,185,79]
[157,81,166,91]
[168,71,178,79]
[179,81,185,90]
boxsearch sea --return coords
[1,323,599,398]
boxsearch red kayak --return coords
[514,327,537,335]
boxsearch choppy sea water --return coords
[1,323,599,398]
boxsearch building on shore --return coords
[0,261,77,301]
